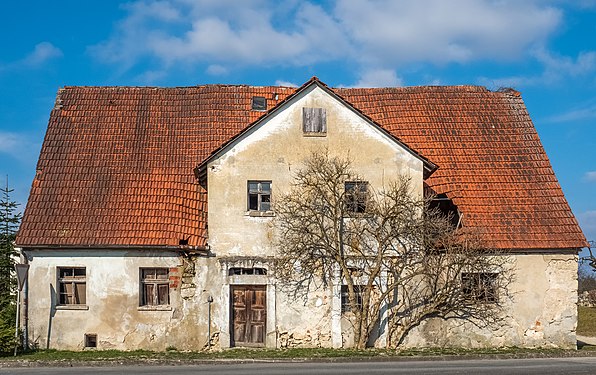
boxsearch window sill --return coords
[245,210,275,217]
[138,305,172,311]
[303,132,327,137]
[56,305,89,311]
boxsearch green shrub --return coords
[0,303,16,354]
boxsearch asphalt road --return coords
[3,357,596,375]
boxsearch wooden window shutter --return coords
[303,107,327,133]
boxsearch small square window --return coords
[303,107,327,134]
[461,272,498,303]
[252,96,267,111]
[58,267,86,305]
[140,268,170,306]
[84,333,97,348]
[345,181,368,213]
[248,181,272,211]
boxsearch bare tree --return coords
[273,151,511,349]
[582,241,596,273]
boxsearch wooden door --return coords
[231,285,267,347]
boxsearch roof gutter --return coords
[18,244,210,253]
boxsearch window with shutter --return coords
[302,107,327,135]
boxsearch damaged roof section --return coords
[16,80,588,250]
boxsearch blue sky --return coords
[0,0,595,245]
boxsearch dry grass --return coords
[578,306,596,337]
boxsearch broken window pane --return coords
[58,267,86,305]
[140,267,170,306]
[345,181,368,213]
[249,193,259,210]
[247,181,272,211]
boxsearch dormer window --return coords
[303,107,327,135]
[252,96,267,111]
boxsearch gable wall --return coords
[206,85,424,257]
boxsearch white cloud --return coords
[206,64,228,76]
[578,210,596,243]
[585,172,596,182]
[135,69,168,84]
[544,99,596,123]
[477,48,596,89]
[335,0,561,65]
[351,69,403,88]
[0,42,62,72]
[0,131,40,163]
[89,0,565,77]
[274,80,298,87]
[23,42,63,67]
[535,48,596,79]
[0,132,20,152]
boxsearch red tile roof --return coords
[16,81,588,250]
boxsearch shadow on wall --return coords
[47,284,56,349]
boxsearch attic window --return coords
[252,96,267,111]
[303,107,327,135]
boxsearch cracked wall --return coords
[401,252,578,349]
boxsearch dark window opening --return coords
[345,181,368,213]
[341,285,363,313]
[248,181,271,211]
[84,333,97,348]
[140,268,170,306]
[461,272,498,303]
[228,267,267,276]
[252,96,267,111]
[58,267,86,305]
[429,193,461,228]
[303,107,327,133]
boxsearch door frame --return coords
[219,257,277,349]
[230,284,267,347]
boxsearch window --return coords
[248,181,271,211]
[345,181,368,213]
[341,285,363,313]
[58,267,86,305]
[252,96,267,111]
[303,107,327,134]
[229,267,267,276]
[461,272,498,303]
[84,333,97,348]
[140,268,170,306]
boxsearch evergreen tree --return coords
[0,177,21,353]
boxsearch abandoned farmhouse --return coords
[15,77,587,350]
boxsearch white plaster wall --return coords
[401,252,578,349]
[206,84,425,347]
[23,249,218,351]
[207,84,424,259]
